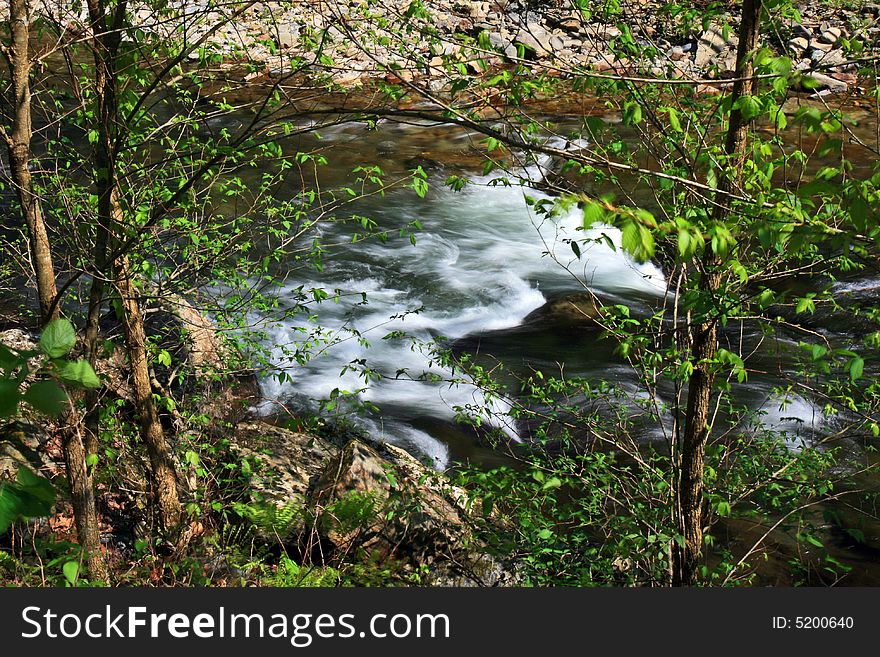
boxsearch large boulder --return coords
[230,421,338,540]
[0,421,49,481]
[231,421,518,585]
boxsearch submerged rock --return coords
[523,291,604,327]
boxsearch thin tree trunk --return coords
[115,252,182,529]
[86,0,182,530]
[5,0,58,326]
[83,218,109,458]
[672,0,763,586]
[4,0,107,580]
[61,419,109,581]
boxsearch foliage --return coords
[0,467,56,535]
[0,319,101,420]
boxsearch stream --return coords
[244,102,880,476]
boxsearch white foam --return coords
[255,136,668,467]
[751,392,825,451]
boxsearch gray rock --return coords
[803,71,849,93]
[276,24,299,49]
[699,26,737,52]
[695,25,738,73]
[670,45,688,61]
[230,421,520,585]
[809,47,847,69]
[231,421,338,540]
[310,438,518,586]
[792,23,813,40]
[809,39,834,53]
[523,292,604,327]
[787,36,809,54]
[0,328,37,353]
[594,24,621,41]
[0,421,49,481]
[818,26,844,44]
[487,31,507,50]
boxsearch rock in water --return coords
[523,292,604,327]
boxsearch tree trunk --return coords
[86,0,182,531]
[114,253,182,529]
[83,215,109,458]
[4,0,108,581]
[672,0,763,586]
[61,420,109,581]
[5,0,58,326]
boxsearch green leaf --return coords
[849,357,864,382]
[849,195,869,232]
[734,95,762,121]
[55,359,101,389]
[63,561,80,586]
[620,219,655,263]
[666,107,682,132]
[40,319,77,358]
[542,477,562,490]
[622,101,643,126]
[730,261,748,284]
[157,349,172,367]
[22,380,68,417]
[795,296,815,314]
[677,229,692,259]
[582,200,605,229]
[0,467,56,534]
[0,379,20,417]
[711,225,736,258]
[804,534,824,548]
[757,288,776,308]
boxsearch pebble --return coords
[787,36,809,54]
[670,45,687,61]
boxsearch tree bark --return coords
[114,254,182,529]
[672,0,763,586]
[61,418,109,581]
[5,0,58,326]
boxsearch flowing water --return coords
[238,105,880,583]
[253,120,673,469]
[246,104,880,479]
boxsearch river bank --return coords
[8,0,877,96]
